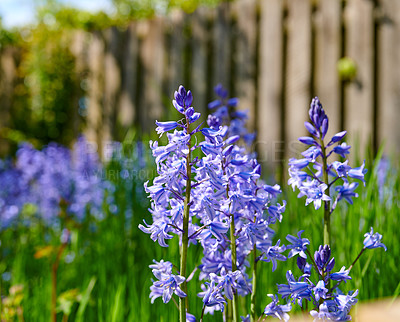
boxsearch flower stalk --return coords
[230,214,239,322]
[179,117,192,322]
[320,138,331,247]
[250,245,257,322]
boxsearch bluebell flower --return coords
[363,227,387,251]
[263,294,291,321]
[332,142,351,158]
[304,121,319,137]
[313,280,328,301]
[310,302,338,321]
[186,312,196,322]
[332,160,351,177]
[261,240,287,272]
[327,130,347,147]
[348,160,367,185]
[288,158,309,169]
[330,266,352,283]
[334,289,358,319]
[139,219,173,247]
[314,245,335,273]
[298,136,317,146]
[286,230,310,259]
[240,314,250,322]
[173,85,192,114]
[335,182,359,205]
[199,280,227,312]
[301,146,322,162]
[210,268,241,300]
[149,259,173,274]
[309,97,327,130]
[277,270,312,305]
[155,121,179,136]
[151,270,187,303]
[299,181,331,210]
[296,256,312,275]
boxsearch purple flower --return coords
[277,270,312,305]
[264,294,291,321]
[309,97,328,134]
[363,227,387,251]
[310,302,338,321]
[296,256,312,275]
[304,121,318,137]
[155,121,179,136]
[348,160,368,186]
[335,182,359,205]
[186,312,196,322]
[288,158,309,169]
[298,136,317,146]
[173,85,192,114]
[332,160,351,177]
[261,240,287,272]
[314,245,335,273]
[199,280,227,312]
[286,230,310,259]
[139,219,173,247]
[210,268,241,300]
[332,142,351,158]
[301,146,322,162]
[299,182,331,210]
[330,266,352,283]
[151,270,187,303]
[334,290,358,319]
[327,130,347,147]
[313,280,328,301]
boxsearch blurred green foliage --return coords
[0,0,229,153]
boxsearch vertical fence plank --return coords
[258,0,284,169]
[286,0,312,159]
[70,30,89,138]
[166,9,185,97]
[344,0,374,158]
[139,17,166,132]
[378,0,400,154]
[103,27,122,150]
[232,0,257,132]
[212,2,231,88]
[314,0,342,136]
[119,23,138,131]
[190,7,209,119]
[0,48,17,155]
[86,32,105,152]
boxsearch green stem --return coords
[200,304,206,322]
[52,241,68,322]
[179,118,192,322]
[320,138,331,247]
[349,247,366,271]
[250,245,257,322]
[230,215,239,322]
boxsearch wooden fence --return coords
[1,0,400,169]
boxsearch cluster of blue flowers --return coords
[288,97,367,212]
[141,88,387,321]
[0,137,111,229]
[264,229,386,321]
[140,85,286,319]
[263,97,386,321]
